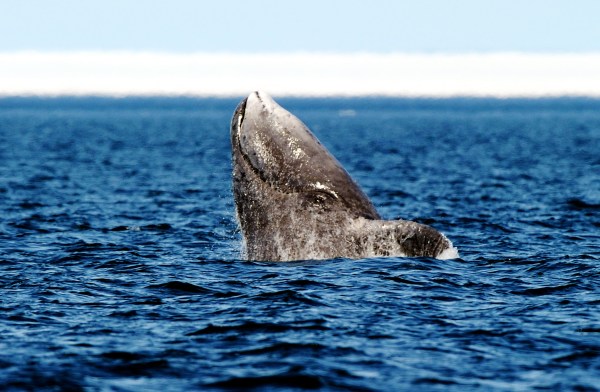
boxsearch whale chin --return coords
[230,91,458,262]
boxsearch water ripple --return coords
[0,97,599,391]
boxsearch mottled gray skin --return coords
[231,91,457,261]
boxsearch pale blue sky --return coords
[1,0,599,52]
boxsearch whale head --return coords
[230,91,457,261]
[231,91,379,220]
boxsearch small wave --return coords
[232,341,363,359]
[577,327,600,333]
[383,275,425,285]
[148,281,240,298]
[1,368,83,391]
[567,198,600,210]
[511,283,578,297]
[17,201,45,209]
[234,342,358,357]
[187,319,330,336]
[8,220,51,233]
[552,349,600,364]
[148,280,213,294]
[413,377,458,386]
[97,351,170,376]
[252,289,326,306]
[108,310,138,318]
[206,372,323,390]
[100,351,145,361]
[286,279,342,289]
[187,321,291,336]
[108,223,172,232]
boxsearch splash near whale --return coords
[230,91,458,261]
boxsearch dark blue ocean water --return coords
[0,96,599,391]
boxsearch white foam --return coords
[437,244,460,260]
[2,51,600,96]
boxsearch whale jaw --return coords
[230,91,457,261]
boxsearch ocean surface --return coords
[0,96,599,391]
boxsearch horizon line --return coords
[3,92,600,99]
[4,49,600,54]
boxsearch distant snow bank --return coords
[2,51,600,97]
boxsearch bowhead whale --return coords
[231,91,458,261]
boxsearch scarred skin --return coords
[231,91,458,261]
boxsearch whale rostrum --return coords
[231,91,459,261]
